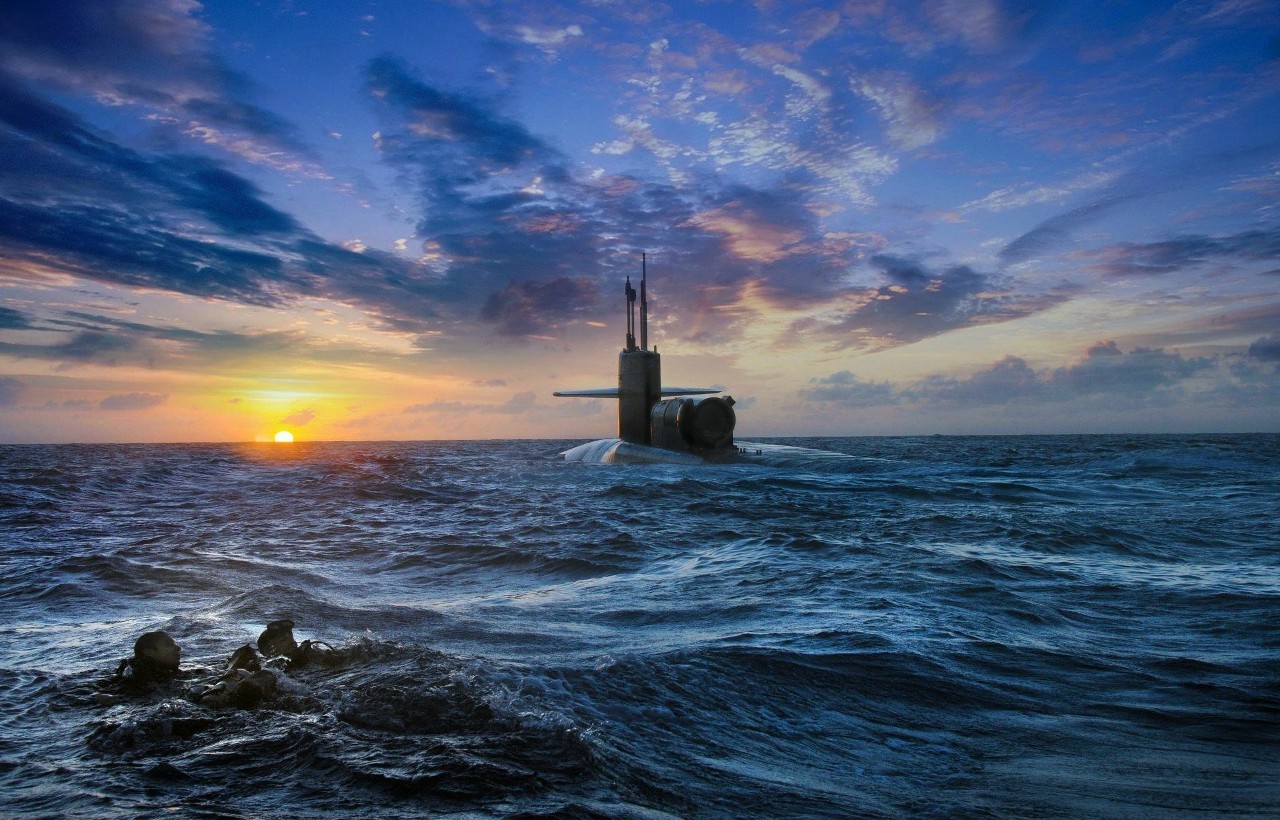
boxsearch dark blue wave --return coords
[0,435,1276,817]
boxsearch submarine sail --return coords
[553,255,738,463]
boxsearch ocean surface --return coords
[1,435,1277,818]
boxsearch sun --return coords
[273,430,294,443]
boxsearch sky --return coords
[0,0,1278,443]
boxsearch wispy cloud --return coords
[282,408,316,426]
[1077,226,1280,277]
[804,340,1230,410]
[99,391,167,411]
[853,72,943,150]
[791,255,1075,350]
[0,0,322,174]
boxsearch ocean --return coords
[0,435,1276,818]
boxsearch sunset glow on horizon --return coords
[1,0,1277,443]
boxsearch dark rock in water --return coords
[116,631,181,686]
[257,620,298,659]
[288,638,335,668]
[135,631,180,674]
[195,669,280,710]
[228,671,277,709]
[227,644,260,672]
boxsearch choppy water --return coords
[1,435,1277,818]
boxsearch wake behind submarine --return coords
[554,257,748,465]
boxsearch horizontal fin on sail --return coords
[553,388,620,398]
[554,387,720,398]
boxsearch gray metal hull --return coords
[561,439,860,467]
[560,438,708,464]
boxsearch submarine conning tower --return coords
[618,260,662,444]
[618,255,736,452]
[554,254,737,457]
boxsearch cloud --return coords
[0,196,293,306]
[794,254,1074,349]
[1078,226,1280,277]
[999,191,1143,266]
[367,55,550,170]
[1248,333,1280,362]
[365,56,615,335]
[480,277,600,337]
[687,191,808,265]
[492,390,536,414]
[0,375,25,405]
[0,305,34,329]
[173,163,300,236]
[803,341,1218,409]
[853,72,943,150]
[0,309,424,377]
[1000,146,1280,265]
[0,80,309,301]
[362,57,876,338]
[0,78,469,338]
[799,371,899,407]
[874,0,1056,56]
[961,171,1117,214]
[512,23,583,53]
[282,408,316,426]
[0,0,317,171]
[99,391,167,411]
[1048,340,1213,396]
[911,355,1043,406]
[53,330,143,366]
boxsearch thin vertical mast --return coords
[625,276,636,350]
[640,253,649,351]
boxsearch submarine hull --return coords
[560,439,859,467]
[562,438,732,465]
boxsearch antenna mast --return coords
[640,253,649,351]
[624,276,636,350]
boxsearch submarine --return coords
[554,256,744,464]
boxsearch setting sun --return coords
[273,430,294,443]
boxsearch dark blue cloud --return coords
[480,277,600,337]
[0,77,474,339]
[794,255,1072,349]
[173,163,300,236]
[0,0,312,160]
[364,56,614,332]
[1247,333,1280,362]
[1000,191,1144,266]
[3,310,421,374]
[1081,227,1280,278]
[366,56,550,168]
[0,197,294,306]
[362,58,875,340]
[54,331,141,365]
[0,305,33,330]
[1000,147,1280,266]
